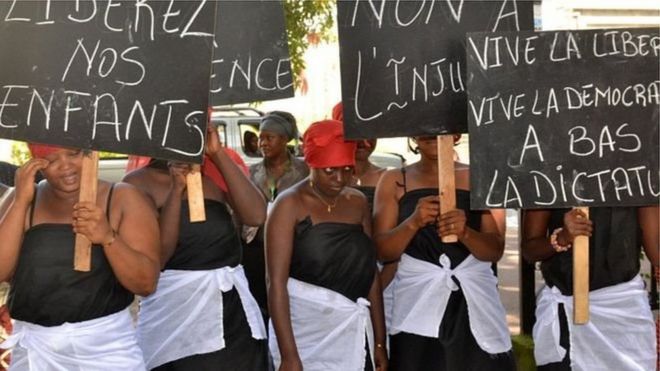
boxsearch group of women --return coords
[0,103,657,371]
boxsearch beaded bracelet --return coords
[550,227,571,252]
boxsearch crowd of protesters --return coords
[0,106,656,371]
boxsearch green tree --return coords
[283,0,336,90]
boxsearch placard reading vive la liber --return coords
[0,0,215,163]
[210,0,294,106]
[467,28,660,209]
[337,0,533,139]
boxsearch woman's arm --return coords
[373,170,439,261]
[0,159,48,282]
[638,205,659,269]
[266,193,302,371]
[206,126,266,226]
[73,183,160,296]
[521,209,554,263]
[367,272,388,371]
[521,209,592,263]
[437,208,506,262]
[155,164,188,268]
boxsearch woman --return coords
[123,127,268,370]
[246,111,309,317]
[244,131,260,158]
[332,103,386,212]
[373,135,513,370]
[522,206,658,370]
[333,102,394,332]
[0,143,160,369]
[267,120,387,371]
[250,111,308,203]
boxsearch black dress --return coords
[290,216,377,370]
[153,200,268,371]
[389,185,515,371]
[9,185,133,326]
[537,207,642,371]
[354,185,376,214]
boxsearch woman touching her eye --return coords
[0,143,160,369]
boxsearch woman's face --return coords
[259,130,288,159]
[311,166,354,197]
[248,135,259,153]
[413,136,438,160]
[355,139,377,162]
[41,148,84,192]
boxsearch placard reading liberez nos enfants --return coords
[0,1,215,163]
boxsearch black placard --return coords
[0,1,215,163]
[210,0,294,106]
[337,0,533,139]
[467,28,660,209]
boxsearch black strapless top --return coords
[355,186,376,213]
[9,224,133,326]
[164,199,242,271]
[398,189,483,268]
[289,217,377,301]
[541,207,641,295]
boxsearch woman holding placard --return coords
[522,206,658,370]
[124,126,269,370]
[0,144,160,369]
[267,119,387,371]
[373,135,514,370]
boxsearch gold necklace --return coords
[309,180,338,213]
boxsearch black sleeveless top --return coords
[164,199,242,271]
[396,169,483,268]
[355,186,376,213]
[9,185,134,327]
[541,207,641,295]
[399,189,482,268]
[290,217,377,302]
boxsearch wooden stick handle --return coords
[573,206,590,324]
[74,151,99,272]
[186,164,206,223]
[437,135,457,243]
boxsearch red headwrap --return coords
[303,120,356,169]
[27,143,62,159]
[332,102,343,122]
[125,150,248,193]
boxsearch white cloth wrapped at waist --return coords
[533,275,656,371]
[137,265,266,370]
[390,253,511,354]
[0,307,145,371]
[269,278,374,371]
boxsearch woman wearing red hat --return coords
[373,135,514,371]
[123,126,269,370]
[0,143,160,369]
[267,120,387,371]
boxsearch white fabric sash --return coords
[269,278,374,371]
[533,275,656,370]
[1,308,144,371]
[390,253,511,354]
[137,265,266,369]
